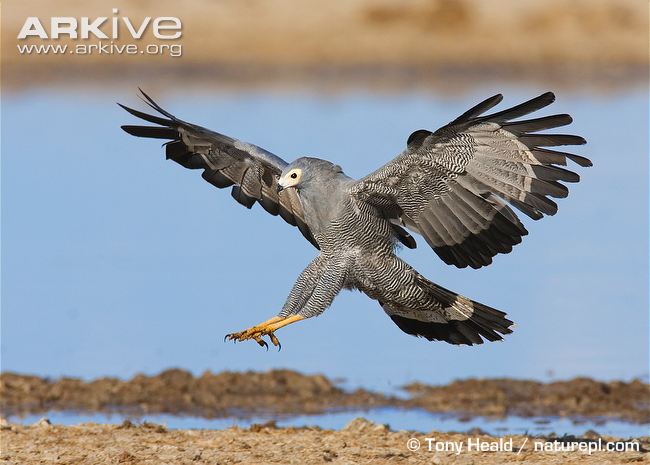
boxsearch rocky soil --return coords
[1,418,647,465]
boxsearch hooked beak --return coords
[277,176,289,193]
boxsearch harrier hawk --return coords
[121,91,590,349]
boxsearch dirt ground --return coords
[1,418,647,465]
[2,370,648,423]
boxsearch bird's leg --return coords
[225,315,305,349]
[226,255,342,349]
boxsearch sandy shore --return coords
[2,0,647,91]
[2,370,648,423]
[1,418,647,465]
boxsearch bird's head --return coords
[277,157,344,193]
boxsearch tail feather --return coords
[382,278,514,346]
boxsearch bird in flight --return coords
[121,90,590,349]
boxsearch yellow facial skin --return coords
[279,168,302,189]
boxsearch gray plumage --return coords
[120,90,590,346]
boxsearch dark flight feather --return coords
[120,90,320,249]
[354,92,590,269]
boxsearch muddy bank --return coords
[2,370,648,424]
[0,369,388,419]
[1,418,647,465]
[404,378,650,424]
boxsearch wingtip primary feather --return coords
[541,91,556,102]
[486,91,557,122]
[138,88,176,119]
[119,102,173,126]
[121,125,178,139]
[452,93,504,123]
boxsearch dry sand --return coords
[1,418,647,465]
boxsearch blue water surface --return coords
[9,408,648,438]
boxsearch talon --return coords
[269,332,281,349]
[226,315,303,349]
[254,336,268,350]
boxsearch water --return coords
[1,86,648,393]
[9,408,648,438]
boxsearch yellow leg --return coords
[266,314,304,331]
[225,314,305,349]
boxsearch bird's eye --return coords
[290,172,298,179]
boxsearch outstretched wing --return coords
[120,90,319,249]
[350,92,591,269]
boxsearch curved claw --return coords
[268,333,282,351]
[255,336,268,350]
